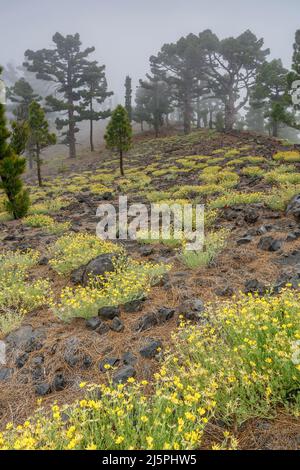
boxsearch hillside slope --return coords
[1,129,300,449]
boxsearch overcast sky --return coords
[0,0,299,102]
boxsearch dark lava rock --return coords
[122,351,137,365]
[6,326,45,353]
[63,338,80,367]
[99,356,120,372]
[35,383,51,396]
[139,246,154,257]
[113,365,136,384]
[15,352,29,369]
[38,256,49,266]
[96,191,114,201]
[286,230,300,242]
[123,298,145,313]
[215,285,234,297]
[258,236,282,252]
[32,355,44,366]
[0,367,13,382]
[82,355,93,369]
[31,365,44,382]
[177,298,205,321]
[134,313,157,332]
[71,253,120,286]
[274,272,300,293]
[96,323,110,335]
[286,194,300,220]
[52,373,66,392]
[70,265,86,284]
[257,224,274,235]
[139,339,162,359]
[98,306,120,320]
[82,253,119,286]
[237,235,252,245]
[222,208,239,221]
[135,307,175,332]
[276,250,300,266]
[109,317,124,332]
[244,208,259,224]
[156,307,175,323]
[86,317,102,331]
[244,279,267,295]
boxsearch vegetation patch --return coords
[48,233,123,275]
[53,259,170,321]
[179,228,229,268]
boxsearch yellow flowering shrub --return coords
[53,259,170,321]
[209,191,263,209]
[24,215,71,235]
[0,250,51,334]
[48,233,123,275]
[4,288,300,449]
[273,150,300,162]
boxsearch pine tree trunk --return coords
[90,119,94,152]
[68,109,76,159]
[166,114,170,128]
[183,88,192,135]
[90,99,94,152]
[28,151,33,170]
[67,64,76,158]
[196,96,201,129]
[225,94,236,131]
[36,145,42,187]
[209,111,213,129]
[272,121,278,137]
[120,149,124,176]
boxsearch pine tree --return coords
[138,72,173,137]
[292,30,300,77]
[200,29,269,131]
[81,62,113,152]
[252,59,291,137]
[133,87,149,131]
[124,76,132,122]
[0,67,30,219]
[8,78,41,120]
[150,34,207,134]
[10,120,29,155]
[28,101,56,187]
[24,33,95,159]
[104,105,132,176]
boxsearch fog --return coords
[0,0,299,101]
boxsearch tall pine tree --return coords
[124,76,132,122]
[0,67,30,219]
[105,105,132,176]
[8,78,41,120]
[28,101,56,187]
[81,62,113,152]
[252,59,291,137]
[24,33,95,158]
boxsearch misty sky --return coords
[0,0,299,103]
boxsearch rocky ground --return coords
[1,128,300,448]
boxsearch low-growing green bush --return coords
[179,229,229,268]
